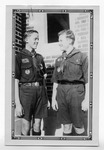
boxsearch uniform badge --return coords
[22,58,29,63]
[25,69,30,75]
[40,64,43,70]
[57,67,61,72]
[76,59,80,63]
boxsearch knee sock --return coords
[75,131,85,136]
[21,132,30,136]
[21,132,24,136]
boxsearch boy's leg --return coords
[57,85,73,136]
[32,86,47,136]
[21,118,31,136]
[20,86,35,136]
[63,123,73,135]
[32,118,41,135]
[70,84,85,135]
[73,125,85,135]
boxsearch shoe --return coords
[63,132,73,136]
[32,130,41,136]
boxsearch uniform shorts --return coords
[56,84,85,128]
[19,85,47,122]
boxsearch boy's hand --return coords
[47,100,51,109]
[52,99,58,111]
[16,103,24,117]
[81,99,88,111]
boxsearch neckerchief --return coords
[31,49,38,69]
[59,51,67,72]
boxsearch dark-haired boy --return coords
[15,30,47,136]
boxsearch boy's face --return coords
[26,32,39,49]
[58,33,72,52]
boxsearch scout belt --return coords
[58,80,84,85]
[20,82,43,87]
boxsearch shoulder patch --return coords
[76,59,80,63]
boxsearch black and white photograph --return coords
[5,5,99,146]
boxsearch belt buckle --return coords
[25,83,31,86]
[34,82,39,87]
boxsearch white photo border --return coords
[5,5,99,146]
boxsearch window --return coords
[47,14,69,43]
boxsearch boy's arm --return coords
[52,82,58,111]
[15,79,24,117]
[81,83,89,111]
[81,54,89,111]
[41,57,47,79]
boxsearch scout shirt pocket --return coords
[65,57,82,77]
[68,57,82,67]
[21,62,33,80]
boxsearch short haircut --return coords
[58,29,75,45]
[23,30,38,43]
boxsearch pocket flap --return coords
[69,57,81,65]
[21,63,32,69]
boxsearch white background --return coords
[0,0,104,150]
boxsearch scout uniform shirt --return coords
[52,48,88,84]
[15,49,46,84]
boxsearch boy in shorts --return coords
[52,29,88,136]
[15,30,47,136]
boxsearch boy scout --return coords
[15,30,47,136]
[52,29,88,136]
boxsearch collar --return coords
[22,49,37,57]
[66,48,80,58]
